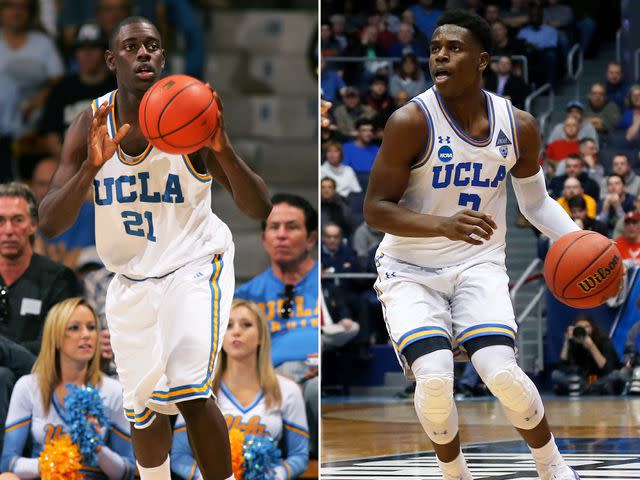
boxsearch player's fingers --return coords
[461,215,494,237]
[459,233,483,246]
[113,123,130,144]
[212,91,224,112]
[462,209,498,229]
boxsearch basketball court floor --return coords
[321,395,640,479]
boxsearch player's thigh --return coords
[450,261,517,347]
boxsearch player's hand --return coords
[87,102,130,169]
[208,89,231,153]
[440,210,497,245]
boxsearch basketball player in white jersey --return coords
[38,17,271,480]
[365,10,582,480]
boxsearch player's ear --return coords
[105,50,116,73]
[160,48,166,71]
[479,52,489,73]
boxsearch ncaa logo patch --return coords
[438,145,454,162]
[499,145,508,158]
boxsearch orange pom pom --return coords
[229,428,246,480]
[39,434,83,480]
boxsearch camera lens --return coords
[573,326,587,339]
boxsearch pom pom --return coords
[64,384,109,466]
[243,435,281,480]
[229,428,246,480]
[39,434,83,480]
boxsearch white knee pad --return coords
[412,351,458,445]
[472,345,544,430]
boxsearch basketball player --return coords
[364,10,582,480]
[38,17,271,480]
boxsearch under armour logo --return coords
[433,429,448,436]
[385,272,397,279]
[438,135,451,144]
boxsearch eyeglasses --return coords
[0,286,9,325]
[280,285,295,319]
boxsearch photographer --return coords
[552,317,625,395]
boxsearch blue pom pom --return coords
[243,435,281,480]
[64,384,110,466]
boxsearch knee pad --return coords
[414,375,458,444]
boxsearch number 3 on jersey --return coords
[121,211,157,242]
[458,193,481,211]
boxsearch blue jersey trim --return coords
[410,97,435,170]
[220,382,265,414]
[433,88,495,147]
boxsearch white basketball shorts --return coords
[374,247,517,378]
[106,245,234,429]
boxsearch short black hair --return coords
[109,16,158,50]
[608,173,626,186]
[262,193,318,235]
[436,9,492,53]
[355,117,374,129]
[567,195,587,210]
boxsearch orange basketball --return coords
[139,74,219,154]
[543,230,624,309]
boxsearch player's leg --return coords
[130,414,173,475]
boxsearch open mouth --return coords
[434,70,452,83]
[135,64,155,79]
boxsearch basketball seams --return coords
[561,244,622,300]
[153,81,199,140]
[153,90,215,141]
[550,231,594,294]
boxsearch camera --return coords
[572,326,587,339]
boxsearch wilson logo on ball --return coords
[576,255,620,293]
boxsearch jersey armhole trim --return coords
[182,154,213,182]
[507,99,521,160]
[410,97,435,170]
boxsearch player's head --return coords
[105,16,165,96]
[32,298,102,413]
[215,299,281,408]
[430,10,491,97]
[261,193,318,267]
[0,182,38,260]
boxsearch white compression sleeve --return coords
[511,168,581,241]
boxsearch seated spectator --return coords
[597,173,635,234]
[483,3,499,25]
[602,154,640,199]
[333,87,376,139]
[605,61,630,111]
[613,193,640,239]
[171,300,309,480]
[501,0,530,30]
[552,317,625,395]
[329,14,349,53]
[548,154,600,200]
[321,293,359,351]
[557,177,597,219]
[342,118,380,175]
[321,223,357,276]
[320,58,345,105]
[0,297,135,478]
[389,52,429,100]
[567,196,607,236]
[484,55,529,109]
[615,212,640,264]
[408,0,443,40]
[547,101,599,148]
[517,4,559,88]
[618,84,640,144]
[320,141,362,199]
[352,221,384,269]
[364,75,395,129]
[399,9,430,50]
[543,0,574,32]
[544,115,580,165]
[386,21,428,58]
[579,137,605,187]
[583,82,620,135]
[321,21,343,58]
[374,0,401,34]
[490,19,526,59]
[321,177,355,238]
[343,24,388,82]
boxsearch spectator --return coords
[321,21,342,58]
[544,115,580,165]
[605,61,630,111]
[374,0,401,34]
[618,84,640,144]
[552,317,625,395]
[615,211,640,264]
[352,221,384,268]
[399,9,430,50]
[320,58,346,105]
[490,19,525,58]
[484,55,529,109]
[543,0,574,31]
[0,0,64,140]
[583,82,621,135]
[567,195,607,236]
[557,177,597,220]
[579,137,605,187]
[329,14,349,53]
[321,177,355,238]
[364,74,395,130]
[321,293,360,351]
[321,223,358,276]
[613,193,640,239]
[0,183,80,354]
[483,3,499,25]
[500,0,530,30]
[320,141,362,199]
[547,101,599,148]
[603,154,640,199]
[408,0,443,41]
[96,0,131,36]
[234,194,318,457]
[597,174,635,235]
[548,154,600,200]
[342,118,380,175]
[517,4,559,88]
[171,300,309,480]
[0,297,135,478]
[39,23,116,157]
[389,52,429,99]
[333,87,376,139]
[386,22,428,58]
[28,156,57,204]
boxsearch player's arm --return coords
[510,108,580,240]
[38,103,130,238]
[363,103,496,245]
[200,93,271,221]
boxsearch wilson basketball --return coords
[139,74,219,154]
[543,230,624,309]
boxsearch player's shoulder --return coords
[512,106,539,135]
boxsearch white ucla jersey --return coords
[91,90,232,279]
[378,87,520,267]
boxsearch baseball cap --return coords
[73,23,108,50]
[624,211,640,223]
[566,100,585,111]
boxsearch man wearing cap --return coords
[547,101,599,148]
[333,86,376,139]
[39,22,116,158]
[615,212,640,264]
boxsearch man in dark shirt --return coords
[548,154,600,200]
[39,23,116,157]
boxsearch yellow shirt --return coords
[557,194,597,219]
